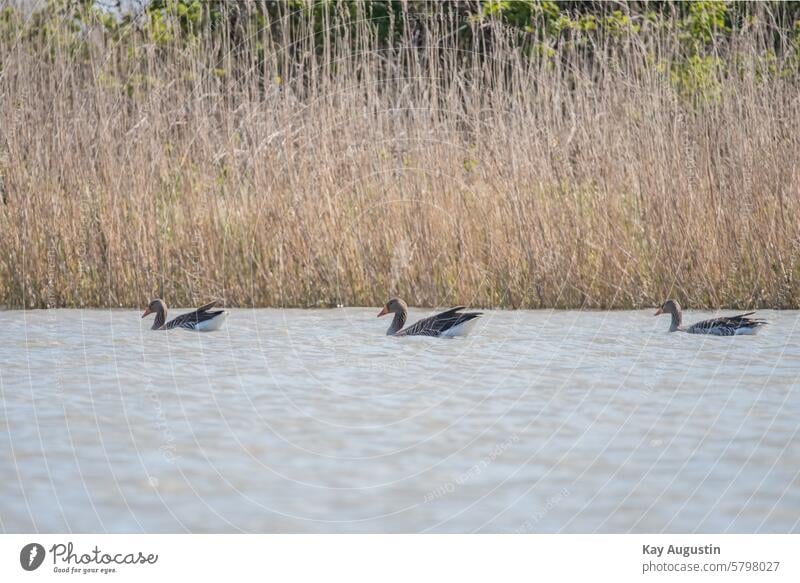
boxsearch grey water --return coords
[1,308,798,533]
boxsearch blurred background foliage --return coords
[3,1,799,95]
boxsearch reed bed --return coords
[0,2,798,309]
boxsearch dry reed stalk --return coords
[0,4,797,309]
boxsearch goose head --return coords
[378,297,409,335]
[142,298,166,319]
[654,299,680,317]
[377,297,408,318]
[655,299,683,332]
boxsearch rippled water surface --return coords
[1,308,799,533]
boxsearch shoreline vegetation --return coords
[0,0,798,310]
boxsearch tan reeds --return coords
[0,5,797,309]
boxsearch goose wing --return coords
[686,312,767,336]
[165,301,225,330]
[395,306,482,337]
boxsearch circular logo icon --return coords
[20,543,46,571]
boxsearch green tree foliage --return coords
[2,0,798,99]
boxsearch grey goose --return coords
[378,297,481,337]
[142,299,229,331]
[655,299,765,336]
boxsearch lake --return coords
[1,308,798,533]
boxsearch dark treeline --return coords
[5,1,800,77]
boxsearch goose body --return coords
[655,299,765,336]
[378,297,482,337]
[142,299,229,332]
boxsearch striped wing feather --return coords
[395,307,482,337]
[686,312,767,336]
[165,301,225,330]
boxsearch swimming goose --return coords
[142,299,229,331]
[377,297,482,337]
[655,299,766,336]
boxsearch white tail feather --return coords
[194,311,229,331]
[440,318,479,338]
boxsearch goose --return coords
[377,297,481,337]
[655,299,765,336]
[142,299,229,331]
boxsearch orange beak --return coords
[654,308,663,316]
[142,307,152,318]
[377,305,389,317]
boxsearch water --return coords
[1,308,798,533]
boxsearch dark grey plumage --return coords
[655,299,766,336]
[378,297,482,337]
[143,299,228,331]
